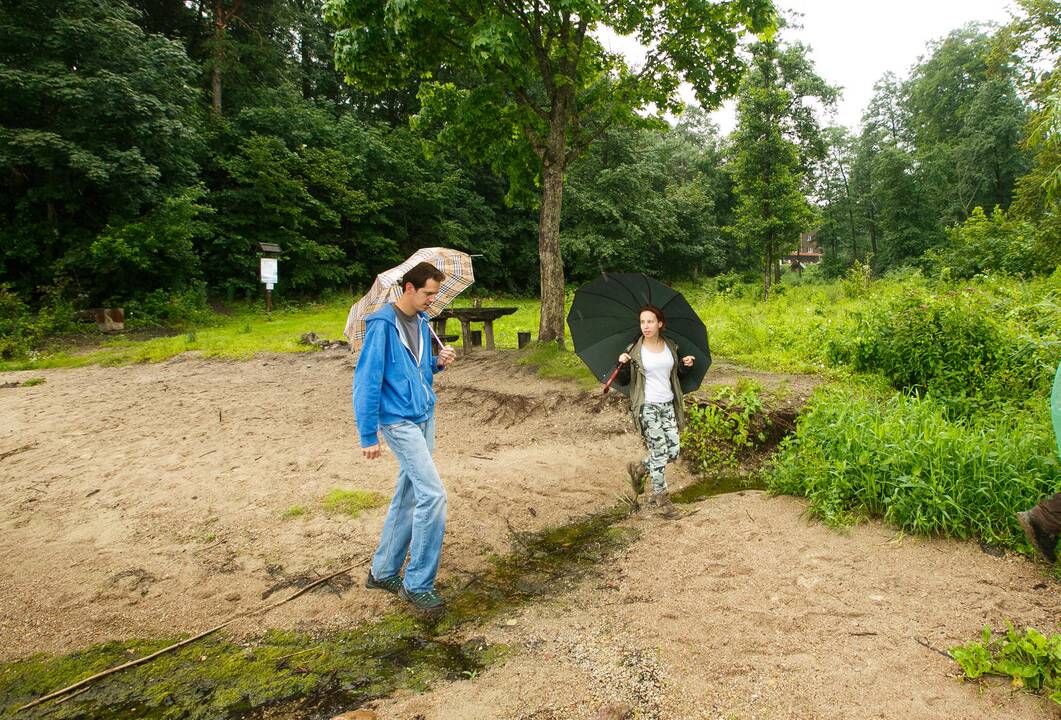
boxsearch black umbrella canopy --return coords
[566,273,711,395]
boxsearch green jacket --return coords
[616,336,688,436]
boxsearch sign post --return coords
[258,243,281,312]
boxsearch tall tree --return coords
[904,25,1029,224]
[324,0,773,343]
[0,0,202,302]
[727,35,836,298]
[998,0,1060,212]
[815,126,859,272]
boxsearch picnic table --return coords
[432,307,518,354]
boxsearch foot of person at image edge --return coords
[1016,495,1060,563]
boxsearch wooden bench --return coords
[431,307,518,354]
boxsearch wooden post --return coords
[459,319,473,355]
[483,321,496,350]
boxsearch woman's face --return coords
[639,310,663,339]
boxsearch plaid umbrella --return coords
[343,247,475,352]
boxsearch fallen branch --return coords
[17,558,369,713]
[914,636,952,660]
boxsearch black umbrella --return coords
[567,273,711,396]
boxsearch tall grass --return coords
[769,385,1061,551]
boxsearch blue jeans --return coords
[371,416,447,593]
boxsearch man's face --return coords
[406,278,440,312]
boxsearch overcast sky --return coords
[597,1,1018,135]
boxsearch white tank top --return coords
[641,344,674,403]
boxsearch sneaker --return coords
[1017,511,1058,562]
[365,570,403,594]
[400,586,445,613]
[627,461,647,495]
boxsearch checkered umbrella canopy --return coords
[343,248,475,352]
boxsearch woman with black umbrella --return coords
[615,304,695,511]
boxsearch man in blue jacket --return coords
[354,262,457,613]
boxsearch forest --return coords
[1,0,1057,354]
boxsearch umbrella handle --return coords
[427,323,446,351]
[602,360,627,394]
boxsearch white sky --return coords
[597,0,1018,135]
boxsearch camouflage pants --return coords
[639,402,680,494]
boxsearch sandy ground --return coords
[1,349,1058,719]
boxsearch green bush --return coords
[681,380,769,471]
[950,625,1061,705]
[768,386,1061,550]
[122,284,215,329]
[831,287,1054,415]
[924,206,1049,279]
[0,285,80,359]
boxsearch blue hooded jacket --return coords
[352,304,444,448]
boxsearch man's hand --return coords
[681,355,695,367]
[437,345,457,367]
[363,443,381,460]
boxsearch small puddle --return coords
[3,506,637,719]
[671,472,767,504]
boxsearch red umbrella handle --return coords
[602,360,628,394]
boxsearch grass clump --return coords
[950,625,1061,706]
[321,489,385,518]
[280,505,306,520]
[768,385,1061,551]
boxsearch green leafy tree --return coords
[815,126,861,273]
[850,74,939,270]
[727,35,836,298]
[905,25,1029,225]
[324,0,774,343]
[560,119,729,281]
[0,0,204,304]
[999,0,1060,249]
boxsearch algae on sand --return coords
[2,505,637,719]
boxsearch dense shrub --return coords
[122,284,215,329]
[830,287,1055,415]
[0,285,81,359]
[769,386,1061,551]
[923,206,1049,279]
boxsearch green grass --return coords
[280,505,306,520]
[515,341,598,388]
[768,384,1061,552]
[321,489,385,518]
[0,298,354,371]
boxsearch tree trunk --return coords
[211,62,222,113]
[536,102,569,345]
[762,236,773,300]
[537,154,566,345]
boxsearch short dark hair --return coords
[639,304,665,325]
[401,261,446,291]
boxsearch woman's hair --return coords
[639,304,665,325]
